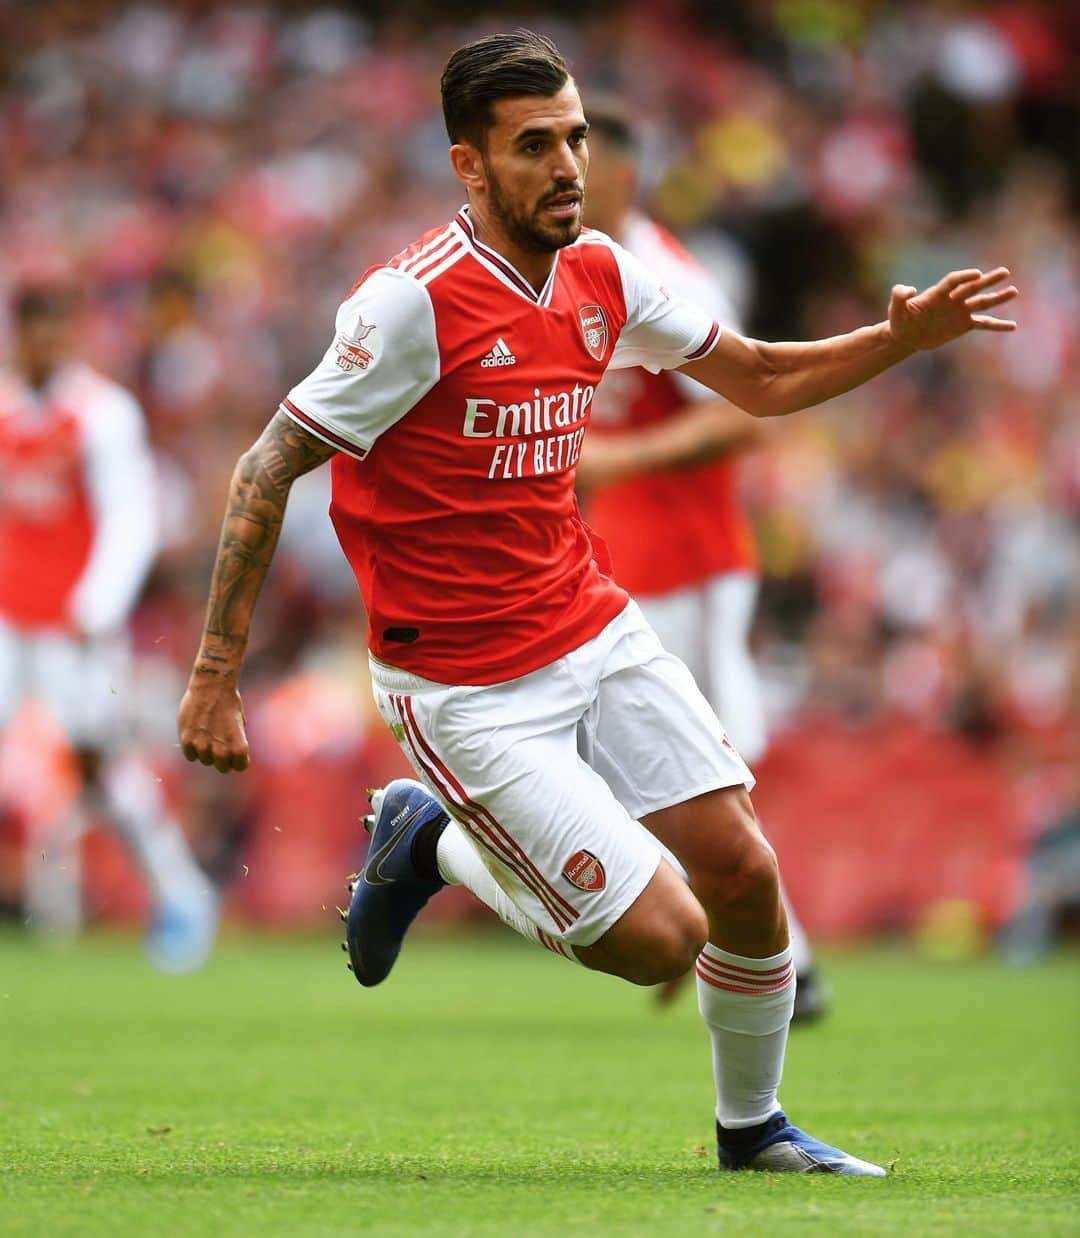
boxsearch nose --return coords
[551,140,580,182]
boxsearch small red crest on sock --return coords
[562,850,606,892]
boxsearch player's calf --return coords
[692,831,784,956]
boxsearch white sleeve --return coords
[669,266,742,403]
[607,240,722,375]
[280,267,439,459]
[70,389,159,636]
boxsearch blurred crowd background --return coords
[0,0,1076,946]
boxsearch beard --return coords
[486,163,583,254]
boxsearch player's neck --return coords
[18,361,56,393]
[465,204,559,294]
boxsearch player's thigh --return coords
[580,602,754,825]
[703,572,767,764]
[370,665,662,948]
[28,632,129,748]
[0,619,24,730]
[634,585,706,685]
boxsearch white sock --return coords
[696,943,795,1129]
[100,756,212,906]
[25,804,85,933]
[780,880,814,975]
[436,820,577,962]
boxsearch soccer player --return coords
[178,32,1017,1173]
[577,107,827,1021]
[1,286,218,971]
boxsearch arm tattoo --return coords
[195,411,337,677]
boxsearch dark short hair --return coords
[441,29,570,148]
[14,284,78,323]
[583,101,639,158]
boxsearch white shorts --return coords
[0,620,130,749]
[635,571,767,765]
[369,600,753,947]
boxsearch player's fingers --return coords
[970,315,1017,331]
[964,287,1018,311]
[938,268,982,293]
[653,974,688,1007]
[889,285,918,320]
[229,713,250,770]
[211,747,237,773]
[181,731,218,766]
[948,266,1011,299]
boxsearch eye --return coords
[523,141,543,155]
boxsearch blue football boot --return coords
[716,1111,886,1175]
[343,779,447,986]
[145,872,219,974]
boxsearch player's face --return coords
[580,135,635,237]
[16,311,71,387]
[480,81,589,253]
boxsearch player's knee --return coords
[736,833,780,900]
[695,827,779,914]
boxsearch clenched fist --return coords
[178,673,250,773]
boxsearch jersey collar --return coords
[454,206,559,308]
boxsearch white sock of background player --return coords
[24,804,85,934]
[98,754,215,909]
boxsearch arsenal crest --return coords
[578,304,608,361]
[334,318,376,372]
[562,849,606,892]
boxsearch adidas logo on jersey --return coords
[480,338,517,368]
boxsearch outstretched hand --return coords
[888,268,1018,352]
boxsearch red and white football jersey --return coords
[0,364,158,634]
[586,213,759,596]
[281,206,720,685]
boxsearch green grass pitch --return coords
[1,930,1076,1236]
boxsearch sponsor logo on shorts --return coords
[562,849,606,892]
[334,319,376,371]
[578,304,608,361]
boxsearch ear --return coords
[449,141,486,192]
